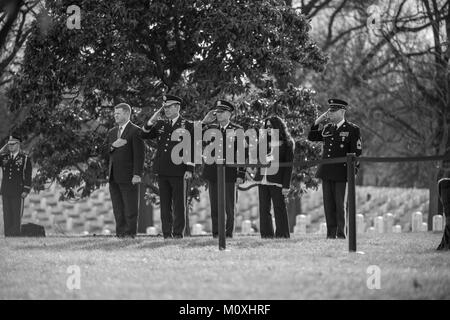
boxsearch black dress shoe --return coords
[163,235,173,239]
[116,233,125,238]
[124,234,136,239]
[173,234,183,239]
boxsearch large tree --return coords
[293,0,449,223]
[0,0,40,139]
[8,0,327,199]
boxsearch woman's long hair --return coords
[264,116,295,150]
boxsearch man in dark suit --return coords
[107,103,145,238]
[307,99,362,239]
[0,134,32,237]
[141,95,194,239]
[201,100,246,238]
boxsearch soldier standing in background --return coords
[307,99,362,239]
[141,95,194,239]
[0,134,32,237]
[201,100,245,238]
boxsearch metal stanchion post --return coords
[217,160,226,250]
[347,153,357,252]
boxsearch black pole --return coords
[217,162,226,250]
[347,153,357,252]
[184,178,191,237]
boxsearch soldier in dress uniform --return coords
[307,99,362,239]
[437,178,450,250]
[141,94,194,239]
[201,100,246,238]
[0,134,32,237]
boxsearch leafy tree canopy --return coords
[7,0,327,199]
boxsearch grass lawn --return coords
[0,233,449,300]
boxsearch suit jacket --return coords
[202,122,246,183]
[107,121,145,184]
[253,141,294,189]
[0,152,32,196]
[141,117,195,177]
[307,120,362,181]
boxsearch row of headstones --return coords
[65,211,447,236]
[292,211,445,235]
[146,219,259,236]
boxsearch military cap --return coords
[162,94,183,106]
[214,100,235,113]
[328,98,348,111]
[7,133,22,143]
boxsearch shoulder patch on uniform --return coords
[346,121,360,129]
[357,138,362,149]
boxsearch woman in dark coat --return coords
[253,116,294,238]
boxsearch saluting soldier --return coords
[201,100,246,238]
[307,99,362,239]
[0,134,32,237]
[141,94,194,239]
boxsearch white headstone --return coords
[422,222,428,232]
[294,224,306,235]
[356,214,365,234]
[318,222,327,235]
[432,215,444,232]
[384,213,394,234]
[412,211,423,232]
[40,198,47,209]
[374,216,384,233]
[295,215,307,234]
[66,218,73,231]
[392,225,402,233]
[146,226,158,236]
[241,220,252,234]
[192,223,203,236]
[367,226,376,234]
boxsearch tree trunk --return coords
[428,167,440,230]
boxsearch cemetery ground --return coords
[1,232,449,299]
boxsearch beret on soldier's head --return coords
[214,100,235,113]
[162,94,183,106]
[328,98,348,111]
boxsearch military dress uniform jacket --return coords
[307,121,362,181]
[202,122,246,183]
[0,152,32,196]
[141,117,195,177]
